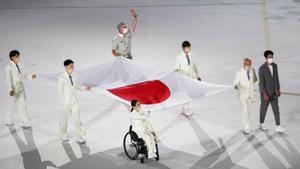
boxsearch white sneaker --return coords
[61,136,69,142]
[76,136,86,144]
[242,129,251,134]
[259,123,268,131]
[21,121,32,128]
[6,120,14,126]
[182,109,193,117]
[275,126,286,133]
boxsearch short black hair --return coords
[130,99,139,112]
[63,59,74,67]
[182,41,191,48]
[264,50,274,58]
[9,50,20,60]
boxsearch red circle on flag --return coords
[108,80,170,105]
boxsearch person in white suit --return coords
[5,50,36,128]
[175,41,202,116]
[58,59,91,143]
[234,58,258,134]
[130,100,157,159]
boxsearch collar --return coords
[264,62,273,67]
[10,61,17,66]
[181,51,191,57]
[64,71,73,77]
[118,33,124,38]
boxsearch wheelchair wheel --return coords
[123,132,139,160]
[155,143,159,161]
[140,157,145,163]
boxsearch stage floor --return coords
[0,0,300,168]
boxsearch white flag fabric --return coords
[74,57,232,111]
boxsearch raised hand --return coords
[130,9,138,17]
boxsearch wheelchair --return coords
[123,125,159,163]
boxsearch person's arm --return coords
[233,71,240,90]
[192,60,202,81]
[259,67,269,101]
[24,73,36,80]
[20,64,36,80]
[76,83,91,91]
[175,55,180,71]
[131,112,147,121]
[146,119,154,131]
[130,9,138,33]
[75,76,91,91]
[112,38,120,57]
[259,67,266,94]
[5,67,14,96]
[57,76,65,104]
[275,64,281,96]
[253,68,258,85]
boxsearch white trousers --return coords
[136,130,156,157]
[240,96,251,131]
[59,103,85,138]
[7,93,30,122]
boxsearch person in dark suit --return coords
[259,50,285,133]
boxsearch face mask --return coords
[13,57,20,63]
[267,58,273,64]
[183,48,190,54]
[67,67,74,74]
[122,27,128,34]
[244,66,251,71]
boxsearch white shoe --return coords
[6,120,14,126]
[76,136,86,144]
[242,129,251,134]
[275,126,286,133]
[182,110,193,117]
[61,136,69,142]
[21,121,31,128]
[259,123,268,131]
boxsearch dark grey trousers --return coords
[260,93,280,126]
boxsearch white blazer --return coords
[5,61,33,95]
[175,51,199,79]
[234,68,258,98]
[57,72,86,105]
[130,110,154,134]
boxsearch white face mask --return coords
[267,58,273,64]
[67,69,73,74]
[244,66,251,71]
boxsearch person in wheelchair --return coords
[130,99,157,159]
